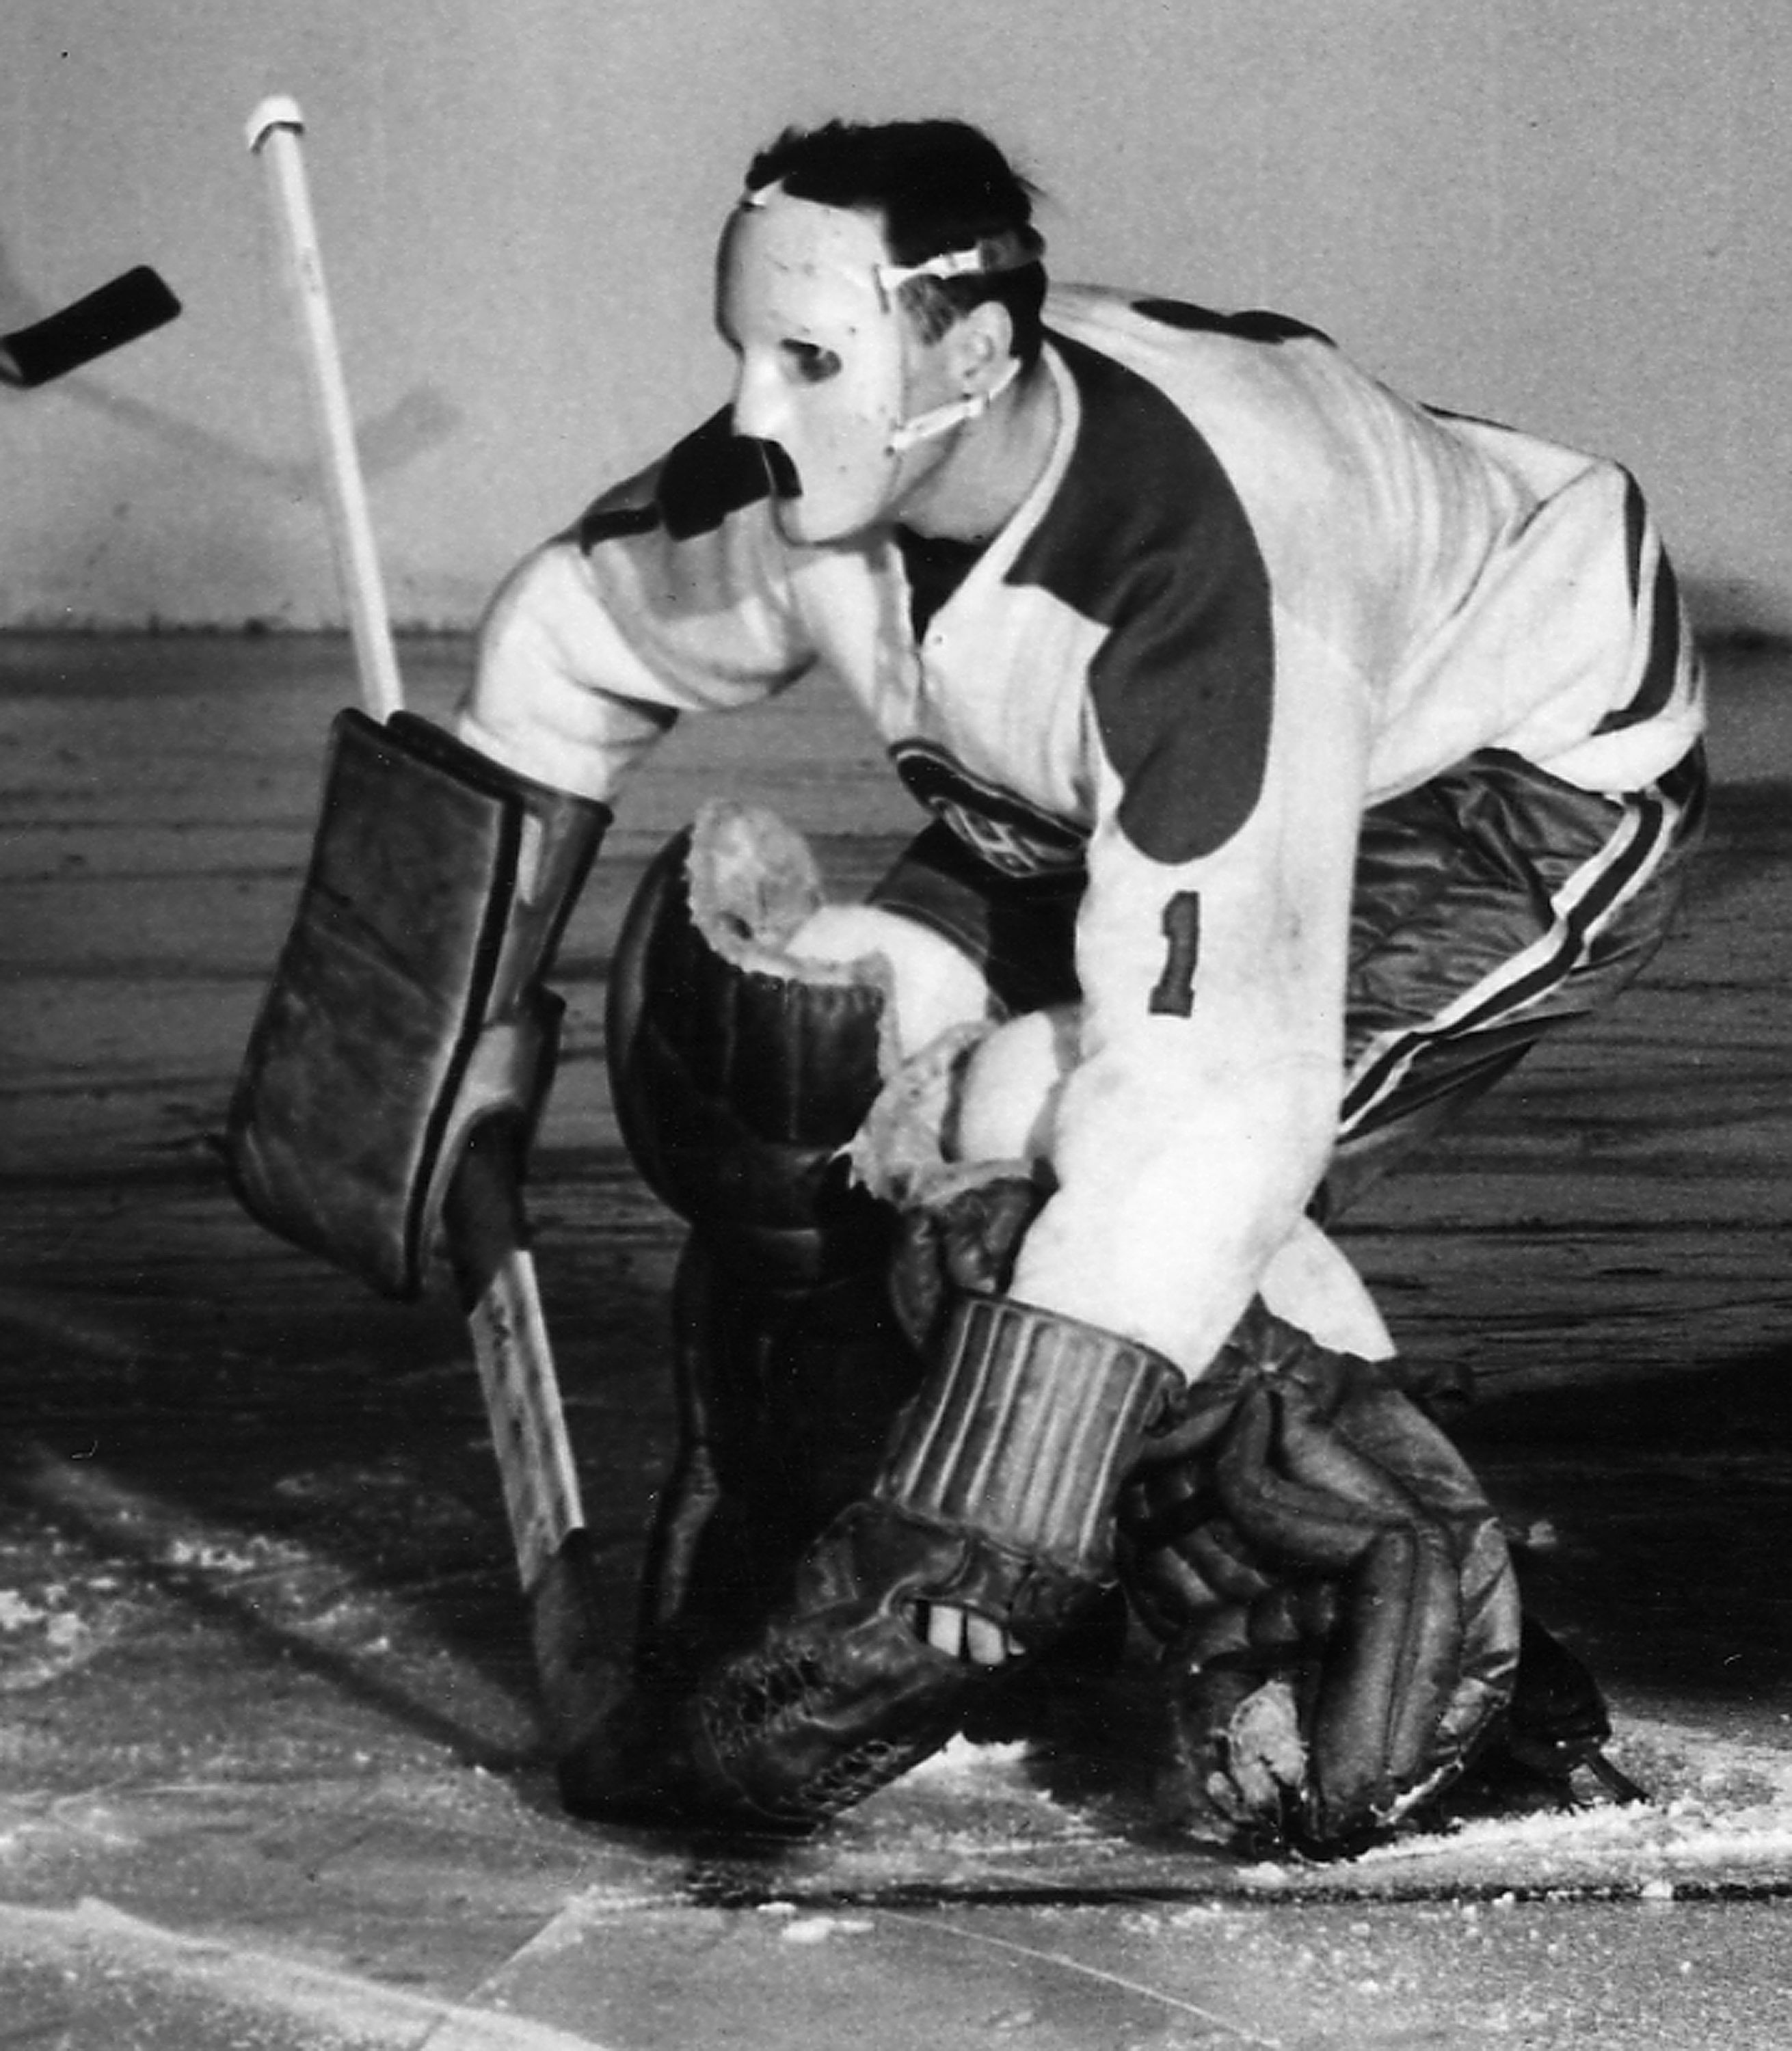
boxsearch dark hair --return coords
[744,119,1048,368]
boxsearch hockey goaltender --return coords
[230,117,1703,1856]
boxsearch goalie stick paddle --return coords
[245,93,611,1755]
[0,266,180,387]
[442,1133,611,1750]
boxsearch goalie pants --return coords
[869,744,1708,1220]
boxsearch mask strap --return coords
[887,356,1022,453]
[877,234,1035,448]
[874,235,1039,310]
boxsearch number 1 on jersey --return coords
[1149,891,1201,1017]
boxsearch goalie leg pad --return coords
[682,1296,1179,1827]
[569,1293,1179,1830]
[227,710,606,1298]
[562,1232,933,1828]
[630,1234,928,1691]
[604,817,1007,1774]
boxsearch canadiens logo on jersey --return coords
[892,741,1088,877]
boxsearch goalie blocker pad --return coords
[226,709,607,1299]
[605,803,899,1284]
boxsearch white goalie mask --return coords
[715,182,1026,545]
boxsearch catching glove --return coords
[1118,1304,1521,1855]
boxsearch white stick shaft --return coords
[244,101,593,1647]
[248,100,403,722]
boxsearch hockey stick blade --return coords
[441,1133,618,1754]
[1,267,180,387]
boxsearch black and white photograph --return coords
[2,4,1789,2044]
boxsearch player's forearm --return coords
[462,520,814,801]
[459,544,682,802]
[1008,1048,1339,1379]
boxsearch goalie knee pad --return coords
[606,800,993,1284]
[227,710,608,1298]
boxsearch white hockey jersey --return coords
[462,286,1702,1373]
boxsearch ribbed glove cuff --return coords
[874,1293,1179,1572]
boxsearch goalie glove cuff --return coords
[876,1292,1180,1581]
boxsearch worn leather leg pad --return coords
[571,1293,1177,1830]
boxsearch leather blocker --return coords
[226,709,607,1298]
